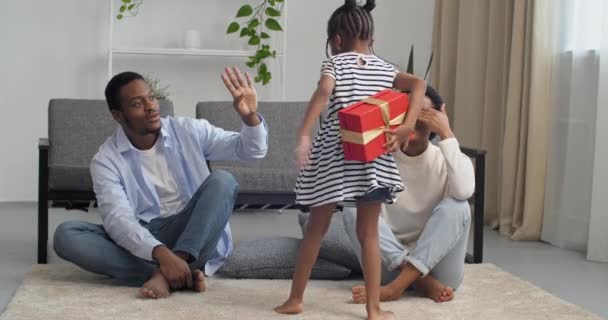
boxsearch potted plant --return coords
[115,0,284,86]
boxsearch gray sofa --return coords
[38,99,486,267]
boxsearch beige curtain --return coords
[430,0,554,240]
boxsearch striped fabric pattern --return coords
[295,52,404,208]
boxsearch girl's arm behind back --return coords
[394,72,426,130]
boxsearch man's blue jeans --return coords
[343,198,471,290]
[53,170,238,286]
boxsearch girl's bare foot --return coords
[274,299,304,314]
[352,285,403,304]
[368,309,395,320]
[192,270,206,292]
[139,270,170,299]
[416,276,454,302]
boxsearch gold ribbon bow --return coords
[341,97,405,145]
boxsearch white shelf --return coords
[108,0,287,99]
[112,48,266,57]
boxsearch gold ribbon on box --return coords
[341,97,405,145]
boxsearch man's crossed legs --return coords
[343,197,471,303]
[53,170,238,298]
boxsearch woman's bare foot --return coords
[192,270,206,292]
[352,285,403,304]
[140,270,171,299]
[274,298,304,314]
[415,276,454,302]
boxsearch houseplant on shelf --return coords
[114,0,285,86]
[144,74,170,101]
[226,0,284,85]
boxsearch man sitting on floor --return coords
[53,67,267,299]
[343,85,475,303]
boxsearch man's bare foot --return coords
[368,309,395,320]
[140,270,170,299]
[192,270,206,292]
[415,276,454,302]
[274,298,304,314]
[352,285,403,304]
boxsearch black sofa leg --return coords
[473,154,485,264]
[38,201,48,264]
[38,146,49,264]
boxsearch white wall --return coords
[0,1,109,202]
[0,0,434,202]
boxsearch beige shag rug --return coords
[0,264,600,320]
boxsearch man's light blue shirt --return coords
[90,116,268,275]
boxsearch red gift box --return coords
[338,89,409,162]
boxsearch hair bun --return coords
[344,0,357,10]
[363,0,376,11]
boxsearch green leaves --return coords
[240,28,251,37]
[248,35,260,45]
[236,5,253,17]
[116,0,142,20]
[227,22,240,34]
[265,18,282,31]
[255,63,271,85]
[248,18,259,28]
[265,7,280,17]
[116,0,283,85]
[226,0,284,85]
[144,75,171,100]
[258,45,272,59]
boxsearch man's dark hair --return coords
[104,71,144,111]
[424,84,444,140]
[425,85,443,111]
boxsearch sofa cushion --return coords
[196,101,315,193]
[298,211,362,274]
[219,237,351,279]
[48,99,173,191]
[210,166,296,193]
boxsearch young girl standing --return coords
[274,1,426,319]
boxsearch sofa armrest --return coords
[460,146,486,158]
[39,138,49,150]
[460,145,486,264]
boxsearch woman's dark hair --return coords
[326,0,376,57]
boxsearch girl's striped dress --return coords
[295,52,404,208]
